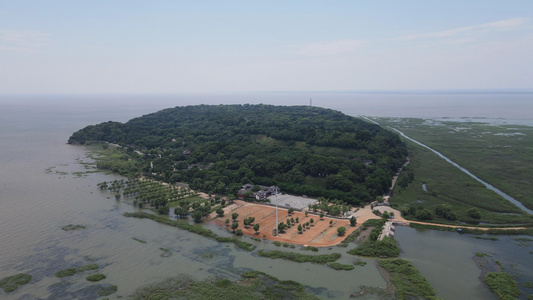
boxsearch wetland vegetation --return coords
[256,250,341,264]
[86,273,106,282]
[0,273,32,293]
[375,117,533,213]
[378,259,439,300]
[55,264,99,278]
[61,224,86,231]
[132,272,318,299]
[124,211,256,251]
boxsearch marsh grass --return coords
[347,237,400,258]
[86,273,106,282]
[257,250,341,264]
[160,248,172,257]
[55,264,99,278]
[97,284,118,296]
[376,117,533,216]
[133,272,318,299]
[378,259,438,300]
[0,273,32,293]
[61,224,86,231]
[474,236,498,241]
[328,262,354,271]
[354,259,367,266]
[302,246,319,252]
[124,212,256,251]
[483,272,520,300]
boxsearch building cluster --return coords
[237,184,279,201]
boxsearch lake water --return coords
[1,92,532,299]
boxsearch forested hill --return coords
[69,104,407,205]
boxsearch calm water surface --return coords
[1,93,532,299]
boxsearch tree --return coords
[216,208,224,217]
[253,223,260,234]
[192,211,203,223]
[415,208,433,220]
[350,216,357,227]
[382,211,390,219]
[310,218,314,225]
[337,226,346,236]
[158,206,169,215]
[243,218,250,228]
[232,212,239,222]
[435,204,457,221]
[174,206,188,218]
[305,210,309,217]
[225,218,230,226]
[235,229,243,236]
[298,224,303,233]
[295,217,299,223]
[288,207,294,215]
[329,220,333,226]
[319,212,324,219]
[115,193,121,200]
[231,222,239,233]
[467,207,481,219]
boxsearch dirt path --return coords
[407,220,527,231]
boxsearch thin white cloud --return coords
[290,39,364,57]
[0,29,49,52]
[394,17,528,41]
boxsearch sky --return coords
[1,1,533,94]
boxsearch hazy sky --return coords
[1,1,533,94]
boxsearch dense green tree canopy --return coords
[69,104,407,205]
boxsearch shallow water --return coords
[1,93,532,299]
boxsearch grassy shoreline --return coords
[124,211,256,251]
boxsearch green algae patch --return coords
[0,273,32,293]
